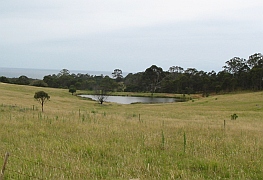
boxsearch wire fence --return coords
[2,140,86,161]
[1,150,87,180]
[0,103,140,179]
[0,103,99,179]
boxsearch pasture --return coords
[0,83,263,179]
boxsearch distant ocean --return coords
[0,67,128,79]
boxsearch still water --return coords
[80,95,180,104]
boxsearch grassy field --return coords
[0,82,263,179]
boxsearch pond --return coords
[79,95,183,104]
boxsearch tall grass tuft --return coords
[161,130,165,150]
[184,132,186,153]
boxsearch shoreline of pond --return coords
[78,94,189,104]
[77,91,197,99]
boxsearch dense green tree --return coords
[143,65,165,95]
[13,52,259,95]
[57,73,74,89]
[223,57,247,75]
[16,75,30,85]
[43,74,59,88]
[184,68,198,94]
[248,53,263,90]
[217,71,234,92]
[30,80,48,87]
[43,69,76,89]
[124,73,144,92]
[250,68,263,90]
[160,74,176,93]
[100,76,117,92]
[207,71,218,93]
[0,76,9,83]
[223,57,249,91]
[74,73,93,90]
[75,82,81,89]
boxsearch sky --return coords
[0,0,263,74]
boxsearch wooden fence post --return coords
[0,152,9,180]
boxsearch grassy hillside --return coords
[1,83,263,179]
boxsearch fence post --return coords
[0,152,9,180]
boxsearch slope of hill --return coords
[1,83,263,179]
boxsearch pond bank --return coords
[79,94,188,104]
[78,91,199,99]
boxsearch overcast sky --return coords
[0,0,262,73]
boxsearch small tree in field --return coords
[69,85,76,95]
[94,89,108,104]
[34,91,50,112]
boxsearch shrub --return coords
[231,113,238,120]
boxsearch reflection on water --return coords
[80,95,181,104]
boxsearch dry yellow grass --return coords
[0,82,263,179]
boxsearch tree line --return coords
[1,53,262,95]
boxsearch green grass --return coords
[1,82,263,179]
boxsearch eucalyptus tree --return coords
[34,91,50,112]
[247,53,263,69]
[57,69,71,77]
[247,53,263,90]
[223,57,249,91]
[184,68,198,94]
[160,74,176,93]
[223,57,247,76]
[169,66,184,73]
[112,69,123,82]
[124,72,144,92]
[217,71,234,92]
[143,65,165,95]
